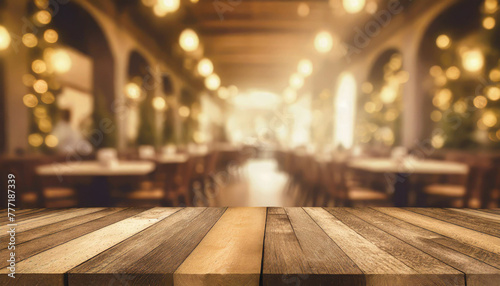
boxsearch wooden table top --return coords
[35,161,156,176]
[1,207,499,285]
[348,157,469,175]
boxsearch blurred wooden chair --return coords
[328,160,392,207]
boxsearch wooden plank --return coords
[0,207,180,285]
[377,208,500,254]
[174,207,266,286]
[409,208,500,237]
[349,208,500,285]
[0,208,146,269]
[0,208,59,224]
[450,208,500,223]
[263,207,364,285]
[13,208,128,245]
[306,207,463,285]
[324,208,464,285]
[69,208,225,286]
[0,208,104,236]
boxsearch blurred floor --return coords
[212,158,291,207]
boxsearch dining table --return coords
[348,157,469,206]
[35,161,156,206]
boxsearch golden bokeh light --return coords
[343,0,366,14]
[22,74,36,87]
[43,29,58,43]
[34,106,46,118]
[429,65,443,77]
[22,33,38,48]
[461,49,484,72]
[473,95,488,109]
[154,0,180,16]
[433,88,452,109]
[50,49,72,73]
[436,34,451,49]
[205,73,221,90]
[35,10,52,25]
[38,118,52,133]
[228,85,239,97]
[23,94,39,108]
[297,59,313,77]
[179,29,199,52]
[152,96,167,110]
[0,26,11,51]
[284,87,297,104]
[361,82,373,94]
[364,101,376,113]
[445,66,460,80]
[314,31,333,54]
[28,133,44,147]
[142,0,156,7]
[431,134,445,149]
[453,101,468,114]
[33,79,48,94]
[289,73,304,89]
[485,0,498,13]
[482,111,498,127]
[218,87,229,99]
[297,2,310,17]
[365,1,378,14]
[489,69,500,82]
[32,59,47,74]
[483,17,496,30]
[45,134,59,147]
[430,110,442,122]
[197,58,213,77]
[41,92,55,104]
[179,106,191,117]
[34,0,49,9]
[487,86,500,101]
[125,82,142,100]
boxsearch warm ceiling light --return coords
[297,3,310,17]
[297,59,313,77]
[154,0,180,16]
[125,82,142,99]
[205,73,220,90]
[343,0,366,14]
[436,34,451,49]
[289,73,304,89]
[197,58,213,77]
[314,31,333,54]
[483,17,496,30]
[0,26,11,50]
[179,29,199,52]
[152,96,167,110]
[50,50,72,73]
[462,49,484,72]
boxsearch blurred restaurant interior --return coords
[1,0,500,209]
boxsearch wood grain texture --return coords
[450,208,500,223]
[174,207,266,286]
[0,208,179,285]
[69,208,225,286]
[263,207,365,285]
[349,208,500,285]
[324,208,464,285]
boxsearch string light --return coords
[482,111,498,127]
[32,60,47,74]
[487,86,500,101]
[179,29,199,52]
[43,29,58,43]
[125,82,142,100]
[22,33,38,48]
[35,10,52,25]
[23,94,39,108]
[218,87,229,99]
[45,134,59,147]
[461,49,484,72]
[289,73,304,89]
[314,31,333,53]
[436,34,451,49]
[197,58,213,77]
[297,3,310,17]
[41,92,55,104]
[205,73,220,90]
[153,0,180,16]
[490,69,500,82]
[473,95,488,109]
[50,49,72,73]
[343,0,365,14]
[283,87,297,104]
[297,59,313,77]
[33,79,48,94]
[179,106,190,117]
[483,17,496,29]
[0,26,11,50]
[152,96,167,110]
[28,133,44,147]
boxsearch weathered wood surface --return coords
[0,207,498,286]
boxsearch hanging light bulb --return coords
[297,59,313,77]
[314,31,333,54]
[50,49,72,73]
[197,58,213,77]
[0,26,11,51]
[289,73,304,90]
[343,0,366,14]
[205,73,220,90]
[179,29,199,52]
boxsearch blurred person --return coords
[51,109,92,155]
